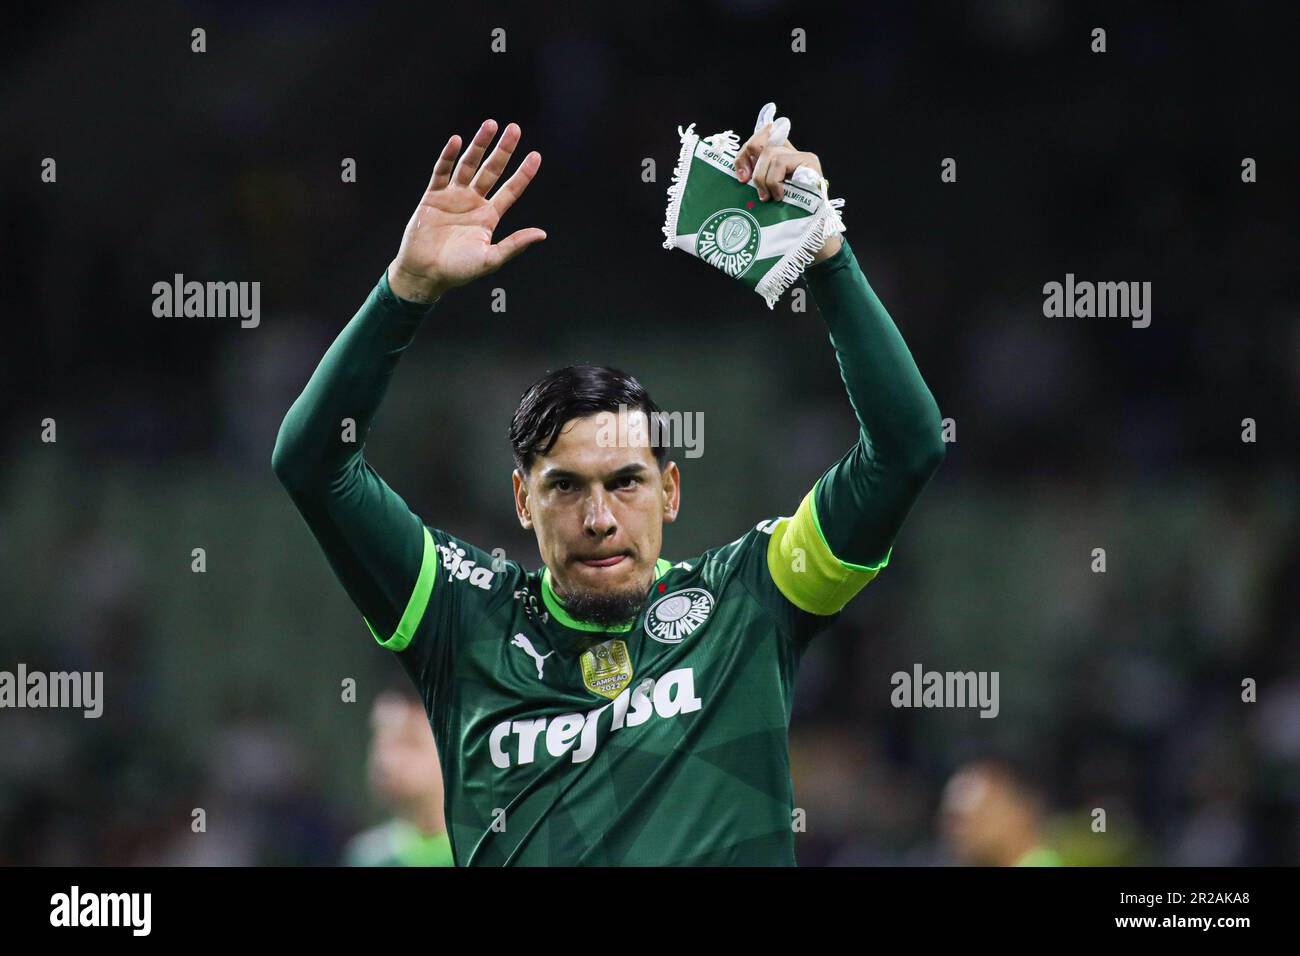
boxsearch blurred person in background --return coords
[343,687,453,867]
[940,759,1061,867]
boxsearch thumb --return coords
[485,227,547,271]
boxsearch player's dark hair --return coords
[509,365,668,477]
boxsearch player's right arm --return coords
[271,120,545,649]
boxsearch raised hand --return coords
[387,119,547,303]
[734,104,841,263]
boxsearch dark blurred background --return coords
[1,1,1296,865]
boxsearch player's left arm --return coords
[736,127,946,617]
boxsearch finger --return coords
[471,122,521,197]
[489,150,542,219]
[740,114,789,184]
[426,135,462,192]
[755,146,802,201]
[752,143,788,200]
[754,102,776,134]
[452,119,499,187]
[485,227,547,272]
[764,154,798,202]
[735,125,771,182]
[767,152,822,202]
[735,123,773,183]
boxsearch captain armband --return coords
[765,486,888,616]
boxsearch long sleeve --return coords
[803,237,945,568]
[271,270,439,644]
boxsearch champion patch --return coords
[644,588,715,644]
[581,639,633,700]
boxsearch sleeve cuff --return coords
[377,268,442,316]
[365,526,439,652]
[805,237,852,278]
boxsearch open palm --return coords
[388,119,546,302]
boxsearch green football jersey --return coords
[343,818,455,867]
[273,238,944,867]
[379,513,859,866]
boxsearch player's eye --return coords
[612,476,639,489]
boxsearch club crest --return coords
[644,588,715,645]
[696,208,760,278]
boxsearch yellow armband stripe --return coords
[365,525,438,652]
[766,485,890,616]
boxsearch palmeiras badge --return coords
[696,208,760,278]
[581,639,634,700]
[644,588,715,645]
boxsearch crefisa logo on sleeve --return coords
[644,588,714,644]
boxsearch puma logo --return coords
[511,633,553,679]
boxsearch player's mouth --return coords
[577,553,629,569]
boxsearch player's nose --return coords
[582,488,617,537]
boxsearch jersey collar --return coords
[540,558,673,634]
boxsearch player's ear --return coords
[660,461,680,524]
[512,468,533,529]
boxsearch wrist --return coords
[811,233,844,266]
[386,260,448,305]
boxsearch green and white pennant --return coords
[661,119,845,309]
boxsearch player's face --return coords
[940,767,1019,864]
[514,410,680,602]
[368,696,443,806]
